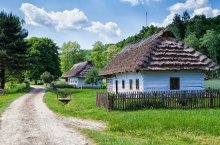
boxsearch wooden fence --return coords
[96,90,220,110]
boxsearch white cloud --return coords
[193,6,220,17]
[20,3,122,42]
[85,21,121,40]
[20,3,88,31]
[121,0,162,6]
[151,0,220,27]
[169,0,208,14]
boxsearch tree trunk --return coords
[35,80,37,85]
[0,68,6,89]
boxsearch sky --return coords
[0,0,220,49]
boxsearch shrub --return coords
[7,84,27,94]
[55,83,76,88]
[40,71,54,84]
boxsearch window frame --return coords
[122,80,125,89]
[129,79,133,90]
[170,77,180,90]
[136,79,139,90]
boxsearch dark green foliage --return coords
[182,10,190,23]
[84,67,100,85]
[0,11,28,88]
[116,25,161,49]
[169,14,185,40]
[26,37,61,83]
[184,32,200,50]
[40,71,54,83]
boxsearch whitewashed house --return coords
[62,61,102,88]
[100,30,218,93]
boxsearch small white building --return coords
[62,61,102,88]
[100,30,218,93]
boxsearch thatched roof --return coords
[100,29,219,76]
[62,61,94,78]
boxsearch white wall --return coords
[142,71,205,91]
[68,77,102,88]
[107,71,205,93]
[112,72,143,93]
[68,77,78,86]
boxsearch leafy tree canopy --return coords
[84,67,100,85]
[40,71,54,83]
[184,32,200,50]
[60,41,88,72]
[26,37,61,83]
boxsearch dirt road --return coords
[0,87,105,145]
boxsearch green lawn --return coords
[205,79,220,89]
[44,83,220,145]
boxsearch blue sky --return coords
[0,0,220,49]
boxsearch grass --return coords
[44,80,220,145]
[205,79,220,89]
[0,84,31,114]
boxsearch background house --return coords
[100,30,218,93]
[62,61,102,88]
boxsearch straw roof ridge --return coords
[62,61,94,78]
[100,29,219,76]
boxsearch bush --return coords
[7,84,28,94]
[55,83,76,88]
[40,71,54,84]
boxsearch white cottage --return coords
[62,61,102,88]
[100,30,218,93]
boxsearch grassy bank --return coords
[44,82,220,145]
[0,84,31,114]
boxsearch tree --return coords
[200,30,220,64]
[116,25,161,49]
[26,37,61,84]
[60,41,86,72]
[91,41,106,68]
[184,32,200,50]
[106,45,119,61]
[0,12,28,88]
[200,30,220,77]
[182,10,190,23]
[169,14,185,40]
[40,71,54,83]
[84,68,100,86]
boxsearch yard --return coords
[44,80,220,145]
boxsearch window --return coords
[170,77,180,90]
[122,80,125,89]
[129,79,133,90]
[136,79,139,90]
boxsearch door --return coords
[115,80,118,94]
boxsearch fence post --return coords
[210,90,213,108]
[108,93,114,110]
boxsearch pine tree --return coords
[182,10,190,23]
[0,12,28,88]
[170,14,185,40]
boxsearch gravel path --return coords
[0,87,105,145]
